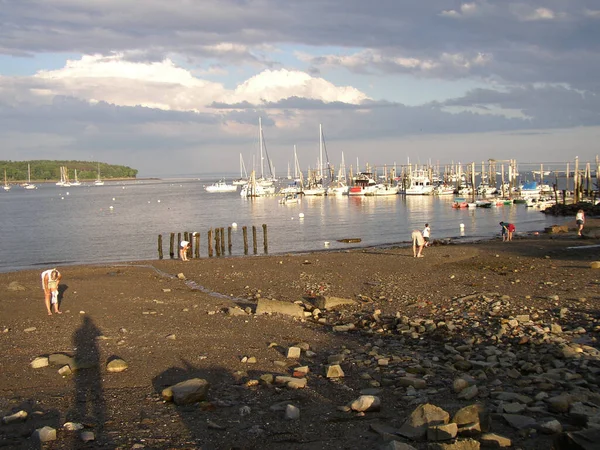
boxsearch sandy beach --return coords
[1,217,599,449]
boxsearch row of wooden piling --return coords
[157,224,268,259]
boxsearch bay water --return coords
[0,178,561,273]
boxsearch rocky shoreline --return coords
[1,222,599,449]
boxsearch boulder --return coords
[313,296,357,310]
[162,378,210,405]
[255,298,304,318]
[398,404,450,440]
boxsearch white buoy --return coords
[157,200,161,203]
[460,223,465,230]
[109,205,114,210]
[324,241,330,247]
[66,192,69,195]
[61,196,64,200]
[232,222,238,228]
[112,197,116,201]
[299,213,305,218]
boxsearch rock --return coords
[452,404,484,429]
[538,419,562,434]
[162,378,210,405]
[7,281,25,291]
[380,441,417,450]
[287,346,301,359]
[428,438,480,449]
[554,428,600,450]
[427,423,458,441]
[24,327,37,333]
[106,358,128,373]
[458,385,479,400]
[326,364,345,378]
[545,225,569,234]
[30,356,49,369]
[480,433,511,448]
[350,395,381,412]
[274,376,307,389]
[313,296,357,310]
[453,378,470,393]
[58,365,73,376]
[397,377,427,389]
[285,404,300,420]
[547,394,572,413]
[590,261,600,269]
[226,307,247,316]
[502,414,536,430]
[2,410,27,424]
[177,273,186,280]
[398,404,450,440]
[255,298,304,318]
[333,323,356,332]
[80,430,95,442]
[63,422,84,431]
[48,353,74,367]
[32,426,56,443]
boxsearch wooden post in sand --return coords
[252,225,257,254]
[187,232,193,259]
[177,232,182,257]
[169,233,175,258]
[194,233,200,258]
[262,224,268,254]
[243,226,248,255]
[228,227,232,255]
[208,229,213,257]
[158,235,163,259]
[220,227,225,255]
[214,228,221,256]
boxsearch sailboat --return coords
[94,163,104,186]
[328,151,349,195]
[233,154,249,185]
[71,169,82,186]
[3,169,10,191]
[256,117,277,186]
[56,166,66,186]
[24,164,36,189]
[302,124,328,196]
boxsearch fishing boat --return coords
[3,169,10,191]
[403,169,434,195]
[279,192,300,204]
[24,164,36,189]
[433,183,455,196]
[348,172,377,196]
[205,179,237,193]
[365,183,399,196]
[94,163,104,186]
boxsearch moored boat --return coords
[205,180,237,193]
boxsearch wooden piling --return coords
[187,232,193,258]
[169,233,175,258]
[158,234,163,259]
[220,227,225,255]
[177,233,182,258]
[214,228,221,256]
[262,224,268,254]
[228,227,232,255]
[194,233,200,258]
[252,226,258,254]
[243,226,248,255]
[208,229,213,257]
[574,157,580,203]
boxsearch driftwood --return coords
[337,238,362,243]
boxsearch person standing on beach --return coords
[41,268,62,315]
[576,209,585,236]
[179,240,190,261]
[412,230,425,257]
[422,223,431,247]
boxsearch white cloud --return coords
[584,9,600,18]
[514,6,556,21]
[27,54,369,113]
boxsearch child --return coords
[499,222,508,242]
[179,240,190,261]
[422,223,431,247]
[576,209,585,236]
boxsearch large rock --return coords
[545,225,569,234]
[162,378,210,405]
[428,438,480,449]
[350,395,381,412]
[48,353,75,367]
[30,356,49,369]
[313,296,357,310]
[32,426,56,443]
[106,358,128,373]
[554,428,600,450]
[255,298,304,318]
[398,404,450,440]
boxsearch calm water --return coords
[0,178,560,273]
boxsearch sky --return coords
[1,0,599,177]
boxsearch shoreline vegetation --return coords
[1,223,599,449]
[0,160,138,182]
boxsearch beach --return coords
[1,218,599,449]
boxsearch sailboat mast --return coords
[259,117,264,179]
[319,124,323,180]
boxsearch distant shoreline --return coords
[6,177,158,184]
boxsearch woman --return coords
[179,240,190,261]
[576,209,585,236]
[41,268,62,315]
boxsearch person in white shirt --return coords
[412,230,425,257]
[41,268,62,315]
[576,209,585,236]
[422,223,431,247]
[179,240,190,261]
